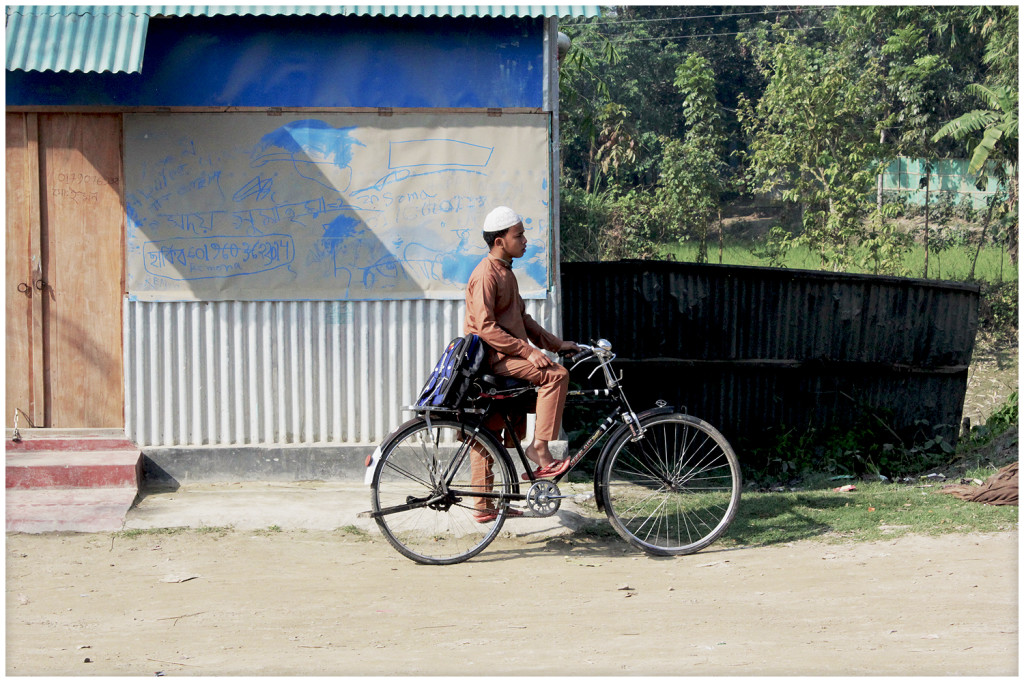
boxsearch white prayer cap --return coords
[483,206,523,233]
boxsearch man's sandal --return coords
[473,507,523,523]
[520,457,571,482]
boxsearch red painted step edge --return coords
[6,438,136,453]
[6,451,142,490]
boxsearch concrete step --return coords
[6,427,128,442]
[5,431,143,533]
[6,449,143,489]
[6,488,140,533]
[6,437,137,453]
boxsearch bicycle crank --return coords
[526,480,562,517]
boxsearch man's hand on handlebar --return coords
[554,341,602,366]
[530,341,581,370]
[557,340,582,355]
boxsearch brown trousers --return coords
[489,356,570,441]
[471,357,570,511]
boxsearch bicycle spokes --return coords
[601,414,741,556]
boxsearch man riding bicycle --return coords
[368,213,740,559]
[463,206,580,521]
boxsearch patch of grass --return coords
[720,478,1017,548]
[192,525,234,537]
[113,526,190,539]
[575,518,621,539]
[113,525,234,539]
[336,524,370,540]
[661,239,1017,284]
[723,415,1018,548]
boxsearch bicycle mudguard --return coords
[364,414,521,495]
[592,405,677,510]
[363,416,424,486]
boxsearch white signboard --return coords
[124,113,551,301]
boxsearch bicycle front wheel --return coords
[600,413,741,556]
[371,418,514,565]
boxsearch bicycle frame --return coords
[371,341,668,516]
[369,338,741,563]
[449,342,650,495]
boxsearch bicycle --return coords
[365,339,741,565]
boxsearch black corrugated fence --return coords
[561,261,980,463]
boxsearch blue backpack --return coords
[415,334,488,409]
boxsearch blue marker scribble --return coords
[127,117,551,299]
[250,120,366,193]
[389,139,493,169]
[142,234,295,281]
[323,213,364,241]
[126,200,141,232]
[520,243,548,285]
[440,252,481,284]
[350,168,486,197]
[256,120,362,167]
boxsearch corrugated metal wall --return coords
[561,261,980,453]
[882,156,1011,209]
[125,296,560,447]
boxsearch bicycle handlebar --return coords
[569,347,595,364]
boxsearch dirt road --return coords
[5,529,1017,675]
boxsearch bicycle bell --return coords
[595,338,612,352]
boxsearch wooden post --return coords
[718,208,724,264]
[923,165,930,279]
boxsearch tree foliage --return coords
[933,84,1018,176]
[738,26,889,270]
[556,5,1018,269]
[657,54,728,262]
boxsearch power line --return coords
[575,24,827,46]
[581,6,836,27]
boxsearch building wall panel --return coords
[8,14,546,108]
[125,295,559,447]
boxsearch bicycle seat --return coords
[477,374,534,392]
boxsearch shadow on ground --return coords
[721,492,853,547]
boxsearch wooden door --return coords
[6,113,44,428]
[5,113,125,428]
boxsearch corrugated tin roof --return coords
[144,5,601,19]
[6,4,600,74]
[6,7,150,74]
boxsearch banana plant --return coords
[932,83,1018,177]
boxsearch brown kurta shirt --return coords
[464,255,561,364]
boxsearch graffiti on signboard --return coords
[125,114,550,301]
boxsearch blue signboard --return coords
[6,14,545,108]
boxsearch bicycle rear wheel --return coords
[371,418,514,565]
[600,412,741,556]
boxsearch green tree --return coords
[559,6,776,194]
[827,8,966,277]
[830,7,987,156]
[933,84,1018,178]
[558,23,622,191]
[739,27,888,270]
[657,54,727,263]
[932,6,1018,263]
[590,103,639,193]
[970,5,1018,91]
[557,7,1013,270]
